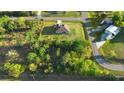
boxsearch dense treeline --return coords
[0,11,36,17]
[0,11,82,17]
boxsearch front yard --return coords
[41,21,85,41]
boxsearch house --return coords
[54,20,70,34]
[101,25,120,41]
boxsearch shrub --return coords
[71,40,84,53]
[35,56,41,65]
[28,63,37,72]
[32,42,40,50]
[6,49,19,61]
[4,62,25,78]
[39,47,46,57]
[82,46,92,59]
[5,20,17,32]
[43,44,49,50]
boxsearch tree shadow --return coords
[42,25,56,35]
[105,57,124,64]
[98,54,124,64]
[8,28,30,34]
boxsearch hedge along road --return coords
[10,12,124,71]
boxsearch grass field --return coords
[100,28,124,65]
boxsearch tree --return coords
[62,52,72,66]
[5,20,17,32]
[112,12,123,26]
[43,44,49,50]
[45,54,50,62]
[38,47,46,58]
[71,40,84,53]
[27,52,37,62]
[61,41,72,51]
[62,51,83,73]
[4,62,25,78]
[25,31,37,44]
[0,15,9,27]
[35,56,42,65]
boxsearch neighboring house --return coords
[54,20,70,34]
[101,25,120,41]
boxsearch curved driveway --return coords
[82,12,124,71]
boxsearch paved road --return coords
[10,17,83,21]
[82,12,124,71]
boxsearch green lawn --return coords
[100,29,124,64]
[40,21,85,41]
